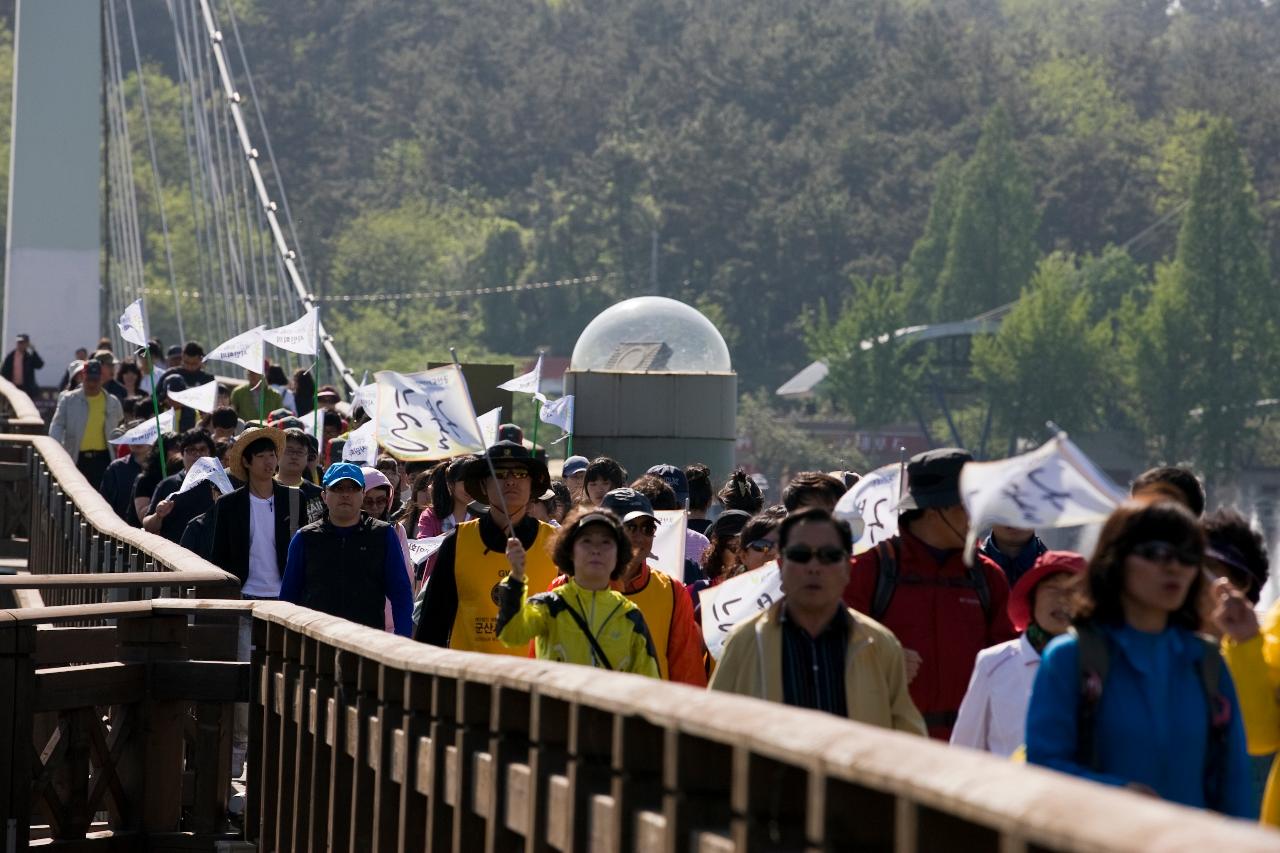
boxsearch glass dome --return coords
[570,296,733,373]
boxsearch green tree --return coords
[934,105,1040,321]
[971,252,1113,444]
[901,154,962,322]
[805,274,926,429]
[1129,119,1275,473]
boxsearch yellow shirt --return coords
[80,392,108,451]
[1222,601,1280,827]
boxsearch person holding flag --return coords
[49,360,123,489]
[842,448,1015,740]
[413,441,561,654]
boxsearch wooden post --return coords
[396,671,430,853]
[451,679,490,852]
[0,615,35,853]
[486,684,532,853]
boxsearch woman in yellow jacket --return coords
[496,509,661,677]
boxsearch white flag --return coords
[350,382,377,415]
[117,298,149,348]
[374,367,487,462]
[477,407,502,447]
[109,409,175,445]
[165,379,218,414]
[651,509,688,582]
[407,535,448,566]
[700,564,784,660]
[177,456,234,497]
[206,326,266,374]
[263,307,319,355]
[498,353,543,395]
[538,395,574,441]
[833,463,895,553]
[960,434,1128,557]
[342,419,378,466]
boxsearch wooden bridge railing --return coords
[0,433,240,607]
[3,597,1275,852]
[0,375,46,435]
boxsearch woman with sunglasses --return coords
[496,509,660,676]
[709,507,926,733]
[1025,501,1252,816]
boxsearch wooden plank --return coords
[151,660,249,703]
[33,663,145,711]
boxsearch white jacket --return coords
[950,634,1040,758]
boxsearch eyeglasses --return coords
[744,539,777,554]
[625,521,657,537]
[491,468,530,481]
[1131,541,1200,567]
[782,545,848,565]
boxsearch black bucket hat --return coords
[464,440,551,501]
[897,448,972,512]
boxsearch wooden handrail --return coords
[0,374,44,431]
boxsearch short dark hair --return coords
[241,436,279,471]
[115,360,141,383]
[777,507,853,554]
[1203,507,1269,604]
[631,474,677,510]
[284,428,317,454]
[182,341,204,358]
[717,468,764,514]
[323,411,343,431]
[210,406,239,430]
[179,428,215,455]
[1077,501,1205,630]
[1131,466,1205,517]
[266,364,289,386]
[551,508,633,580]
[739,512,783,548]
[585,457,627,489]
[782,471,847,512]
[685,463,713,511]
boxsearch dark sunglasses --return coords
[625,521,658,536]
[782,545,847,565]
[1131,541,1200,567]
[744,539,777,554]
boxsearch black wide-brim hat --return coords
[897,447,972,512]
[463,440,551,502]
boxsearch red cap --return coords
[1008,550,1087,632]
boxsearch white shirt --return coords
[140,366,167,396]
[243,492,281,597]
[950,634,1041,757]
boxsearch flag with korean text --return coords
[117,299,149,349]
[498,353,542,395]
[206,326,266,373]
[833,463,895,553]
[374,367,487,462]
[263,307,319,355]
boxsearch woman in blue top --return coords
[1026,500,1253,817]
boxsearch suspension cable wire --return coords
[104,0,146,350]
[168,0,217,346]
[225,106,267,336]
[107,1,149,321]
[221,0,312,289]
[313,275,611,303]
[194,0,358,390]
[123,0,186,343]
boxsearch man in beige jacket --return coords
[709,507,925,735]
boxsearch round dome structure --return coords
[570,296,732,373]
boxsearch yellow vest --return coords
[450,519,558,656]
[622,567,676,679]
[80,392,107,451]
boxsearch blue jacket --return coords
[979,533,1047,588]
[1026,623,1253,817]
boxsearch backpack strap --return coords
[966,561,992,621]
[1196,636,1231,810]
[1071,624,1110,772]
[870,540,898,621]
[288,487,301,539]
[562,603,614,671]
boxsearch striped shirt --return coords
[779,605,850,716]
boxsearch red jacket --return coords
[843,530,1015,740]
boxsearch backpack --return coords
[1072,623,1231,809]
[870,539,992,623]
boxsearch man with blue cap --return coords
[278,462,414,636]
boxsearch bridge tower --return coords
[1,0,102,386]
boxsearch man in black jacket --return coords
[1,333,44,395]
[208,426,305,597]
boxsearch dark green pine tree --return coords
[934,105,1039,322]
[901,153,962,323]
[1162,118,1274,474]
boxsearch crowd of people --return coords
[5,331,1280,828]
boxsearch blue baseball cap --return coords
[563,455,589,477]
[600,488,656,524]
[647,464,688,504]
[322,461,365,489]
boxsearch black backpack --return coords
[870,539,992,622]
[1072,623,1231,809]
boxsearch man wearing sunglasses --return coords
[843,448,1015,741]
[413,441,560,655]
[710,507,926,733]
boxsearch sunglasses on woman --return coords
[782,545,848,565]
[744,539,777,554]
[1131,540,1200,567]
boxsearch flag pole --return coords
[452,347,517,541]
[149,371,167,479]
[313,307,322,439]
[530,398,541,456]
